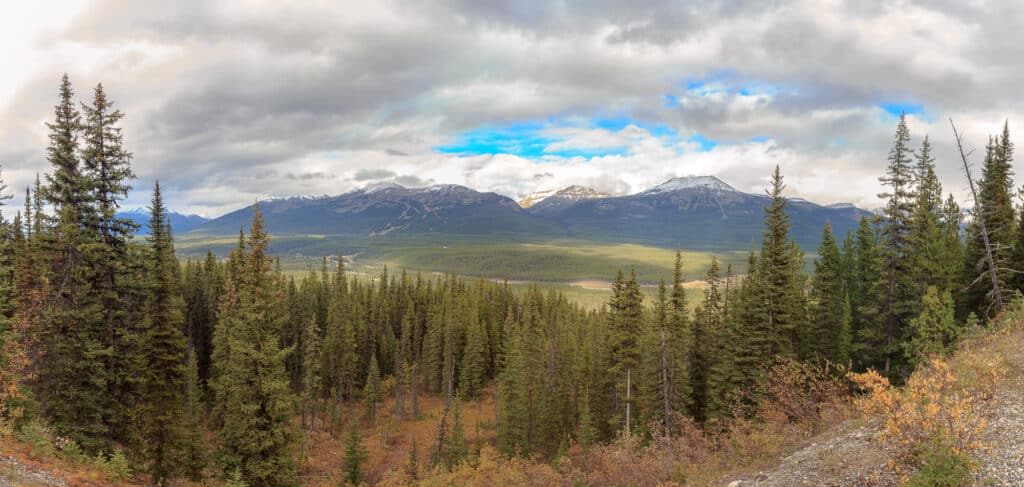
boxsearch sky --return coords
[1,0,1023,217]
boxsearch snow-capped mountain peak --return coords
[518,185,609,208]
[643,175,736,194]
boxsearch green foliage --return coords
[17,418,55,458]
[136,181,191,485]
[445,399,469,467]
[904,436,972,487]
[342,418,368,486]
[905,287,960,366]
[211,204,297,485]
[94,448,132,483]
[809,223,844,361]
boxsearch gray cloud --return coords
[353,169,396,181]
[0,0,1022,217]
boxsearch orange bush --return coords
[850,356,998,471]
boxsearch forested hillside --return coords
[0,78,1020,486]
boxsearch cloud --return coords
[353,169,397,181]
[0,0,1022,217]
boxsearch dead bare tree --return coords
[950,118,1004,313]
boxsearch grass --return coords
[179,234,753,281]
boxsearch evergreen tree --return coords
[444,398,469,467]
[608,269,643,436]
[301,315,322,430]
[458,303,488,398]
[836,295,853,368]
[212,204,296,485]
[37,74,110,452]
[905,286,959,367]
[691,258,722,422]
[182,348,207,482]
[809,222,844,361]
[754,166,806,360]
[137,182,189,485]
[964,123,1015,314]
[873,113,917,375]
[668,251,693,421]
[342,418,368,486]
[363,355,380,425]
[908,136,951,299]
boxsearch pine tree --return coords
[964,123,1015,314]
[444,398,469,467]
[37,74,110,452]
[691,258,722,422]
[363,355,380,425]
[458,302,487,398]
[668,251,692,415]
[907,136,950,299]
[212,204,296,485]
[137,181,189,485]
[342,418,368,486]
[301,315,322,430]
[873,114,917,375]
[755,166,806,360]
[809,222,844,361]
[836,295,853,368]
[80,84,141,443]
[608,269,643,436]
[182,348,207,482]
[904,286,959,367]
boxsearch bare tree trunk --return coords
[951,118,1004,313]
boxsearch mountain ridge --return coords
[185,176,871,252]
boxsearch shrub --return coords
[850,357,994,472]
[757,358,849,427]
[94,448,132,483]
[17,418,55,458]
[904,436,972,487]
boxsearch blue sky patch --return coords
[880,101,926,118]
[436,116,680,159]
[435,122,555,158]
[687,134,719,151]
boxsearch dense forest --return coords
[0,77,1019,486]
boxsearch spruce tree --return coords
[301,315,322,430]
[691,258,722,422]
[458,303,488,398]
[755,166,806,360]
[363,355,380,425]
[342,418,368,486]
[212,204,296,485]
[137,181,189,485]
[608,269,643,436]
[907,136,951,299]
[963,123,1015,314]
[38,74,110,452]
[668,251,693,419]
[873,113,917,375]
[904,286,959,367]
[809,222,844,361]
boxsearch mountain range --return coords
[182,176,870,253]
[117,208,210,235]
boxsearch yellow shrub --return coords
[850,356,997,470]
